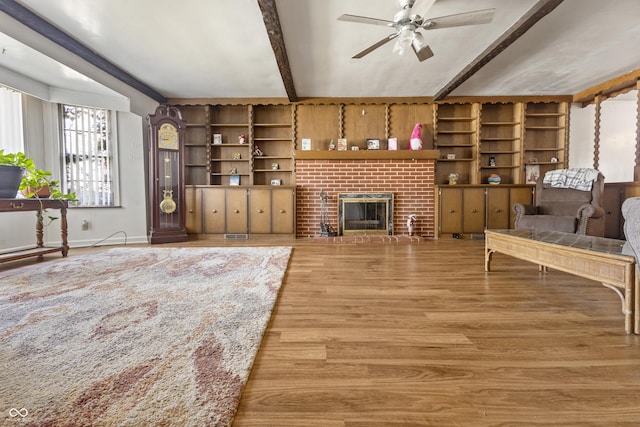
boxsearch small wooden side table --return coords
[0,198,68,264]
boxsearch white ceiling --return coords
[0,0,639,103]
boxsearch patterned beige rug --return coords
[0,246,291,426]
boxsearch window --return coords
[61,104,117,206]
[0,86,24,153]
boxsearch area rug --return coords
[0,246,292,426]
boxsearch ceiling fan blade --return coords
[352,33,399,59]
[338,14,394,27]
[421,8,496,30]
[412,44,434,62]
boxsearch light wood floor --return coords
[231,238,640,426]
[9,238,640,425]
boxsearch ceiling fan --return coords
[337,0,496,62]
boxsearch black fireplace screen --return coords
[338,193,393,236]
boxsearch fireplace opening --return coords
[338,193,393,236]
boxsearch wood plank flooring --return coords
[231,238,640,426]
[7,238,640,425]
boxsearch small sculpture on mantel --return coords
[409,123,423,150]
[407,214,417,236]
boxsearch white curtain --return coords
[0,86,24,153]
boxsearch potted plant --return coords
[0,149,77,224]
[0,150,31,198]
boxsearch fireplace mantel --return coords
[294,150,440,160]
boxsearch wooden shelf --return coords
[294,150,440,160]
[525,147,565,151]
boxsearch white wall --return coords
[569,91,637,183]
[0,96,150,252]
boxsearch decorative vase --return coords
[488,173,501,185]
[0,165,23,198]
[21,185,51,198]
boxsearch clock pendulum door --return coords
[160,152,177,215]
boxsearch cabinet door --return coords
[249,188,272,234]
[463,188,486,233]
[272,188,295,234]
[439,187,463,234]
[602,184,622,239]
[226,188,248,234]
[203,188,226,233]
[486,187,510,230]
[185,187,202,234]
[509,186,534,228]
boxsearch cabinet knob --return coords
[189,209,193,213]
[495,208,502,213]
[212,209,217,213]
[280,209,285,213]
[449,209,455,213]
[257,209,263,213]
[234,209,239,213]
[471,208,478,213]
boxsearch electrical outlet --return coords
[81,220,89,231]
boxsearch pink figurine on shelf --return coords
[409,123,423,150]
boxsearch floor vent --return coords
[224,234,249,240]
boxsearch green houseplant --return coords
[0,149,77,224]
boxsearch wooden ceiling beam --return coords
[573,68,640,105]
[257,0,298,102]
[433,0,565,101]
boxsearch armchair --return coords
[513,169,605,236]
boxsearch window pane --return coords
[0,86,24,153]
[61,104,115,206]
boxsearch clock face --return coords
[158,123,179,150]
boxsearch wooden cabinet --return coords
[462,187,486,234]
[479,102,522,185]
[434,103,478,185]
[523,102,567,180]
[225,188,249,234]
[438,187,463,235]
[201,187,248,235]
[249,187,295,234]
[602,182,640,239]
[174,103,294,187]
[271,188,295,234]
[185,186,202,234]
[437,187,485,236]
[202,187,228,234]
[436,184,534,238]
[252,105,294,186]
[189,186,295,237]
[434,99,569,186]
[179,105,209,185]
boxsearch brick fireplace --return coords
[295,150,438,238]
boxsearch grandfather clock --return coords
[147,105,188,244]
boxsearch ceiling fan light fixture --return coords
[393,25,414,55]
[412,31,428,52]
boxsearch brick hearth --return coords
[295,155,436,238]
